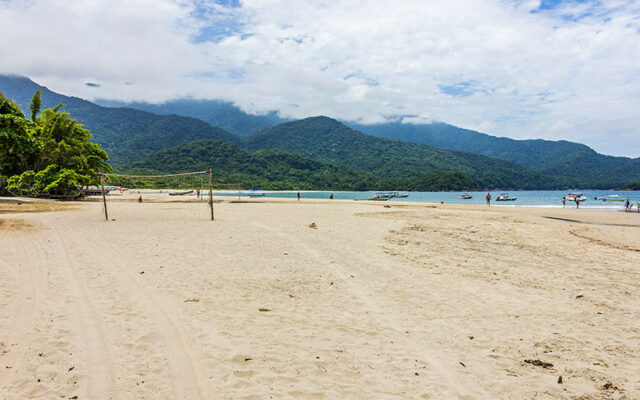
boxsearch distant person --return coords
[625,199,630,211]
[196,189,200,199]
[297,191,301,201]
[486,192,491,206]
[576,198,580,209]
[637,202,640,213]
[138,196,142,203]
[330,193,334,200]
[562,197,566,208]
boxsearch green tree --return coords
[29,90,42,121]
[0,92,111,196]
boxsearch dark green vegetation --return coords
[96,98,285,136]
[125,140,482,191]
[126,140,381,190]
[624,182,640,190]
[246,117,558,189]
[0,75,242,166]
[0,92,110,196]
[406,172,479,192]
[350,121,640,189]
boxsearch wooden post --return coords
[100,171,108,221]
[209,168,214,221]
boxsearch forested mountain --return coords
[0,75,243,165]
[128,140,482,191]
[96,98,286,136]
[349,121,640,188]
[247,117,559,189]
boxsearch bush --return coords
[7,165,80,196]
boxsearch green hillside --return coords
[128,140,383,190]
[0,75,243,165]
[247,117,560,189]
[127,140,484,191]
[350,121,640,188]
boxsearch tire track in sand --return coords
[56,218,210,399]
[46,222,117,399]
[0,225,38,389]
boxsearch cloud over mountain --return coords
[1,0,639,156]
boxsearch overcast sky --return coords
[1,0,639,157]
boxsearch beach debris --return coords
[184,298,199,303]
[244,357,253,361]
[69,396,78,400]
[459,362,466,368]
[595,302,606,306]
[38,352,43,357]
[68,366,74,372]
[308,222,318,229]
[468,336,474,340]
[524,359,553,369]
[415,372,419,375]
[259,308,271,312]
[557,376,563,384]
[575,294,584,299]
[139,271,144,274]
[288,294,295,298]
[384,205,391,208]
[603,381,619,390]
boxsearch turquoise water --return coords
[220,190,640,210]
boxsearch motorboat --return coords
[169,190,194,196]
[496,193,517,201]
[248,190,266,198]
[458,193,472,199]
[603,194,624,202]
[566,193,587,202]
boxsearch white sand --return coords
[1,198,639,399]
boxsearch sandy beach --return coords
[1,197,639,399]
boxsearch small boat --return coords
[458,193,472,199]
[369,194,390,201]
[169,190,194,196]
[81,188,109,196]
[603,197,625,202]
[496,193,517,201]
[80,186,109,196]
[394,193,409,198]
[248,190,266,198]
[566,193,587,202]
[375,192,396,199]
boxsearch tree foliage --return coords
[0,92,110,196]
[29,90,42,121]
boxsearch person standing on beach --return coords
[297,191,300,200]
[562,197,566,208]
[625,199,630,212]
[576,198,580,209]
[486,192,491,206]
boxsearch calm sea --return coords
[220,190,640,210]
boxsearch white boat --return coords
[496,193,517,201]
[458,193,472,199]
[567,193,587,202]
[248,190,266,198]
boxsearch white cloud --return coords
[1,0,639,156]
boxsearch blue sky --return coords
[1,0,639,157]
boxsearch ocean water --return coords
[221,190,640,210]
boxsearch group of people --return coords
[624,199,640,212]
